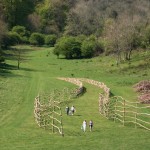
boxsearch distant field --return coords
[0,45,150,150]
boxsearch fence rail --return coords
[79,78,150,131]
[34,95,64,136]
[57,77,84,97]
[57,77,150,131]
[108,96,150,131]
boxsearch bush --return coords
[81,40,95,58]
[76,35,86,43]
[5,32,22,46]
[29,33,45,46]
[12,26,29,37]
[45,34,57,46]
[133,80,150,104]
[11,25,30,44]
[133,80,150,93]
[53,45,60,58]
[54,36,81,59]
[81,36,98,58]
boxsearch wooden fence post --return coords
[123,99,125,126]
[135,103,137,129]
[52,101,54,133]
[114,99,117,123]
[60,109,64,137]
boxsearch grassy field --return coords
[0,45,150,150]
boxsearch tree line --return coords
[0,0,150,64]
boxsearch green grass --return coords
[0,45,150,150]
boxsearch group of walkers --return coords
[82,120,93,132]
[65,105,94,132]
[65,105,76,115]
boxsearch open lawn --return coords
[0,46,150,150]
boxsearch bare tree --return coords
[13,47,25,69]
[0,19,7,44]
[103,16,139,65]
[27,13,42,32]
[103,19,122,65]
[64,0,104,36]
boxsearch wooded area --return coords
[0,0,150,63]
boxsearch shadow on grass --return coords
[0,63,39,78]
[4,48,33,61]
[0,63,17,70]
[20,67,39,72]
[0,63,18,77]
[0,68,21,78]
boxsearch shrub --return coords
[81,35,104,58]
[81,39,95,58]
[76,35,87,43]
[133,80,150,93]
[6,32,21,46]
[45,34,57,46]
[29,33,44,46]
[11,25,30,44]
[133,80,150,104]
[81,36,98,58]
[138,93,150,104]
[12,26,28,37]
[54,36,81,59]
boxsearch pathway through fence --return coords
[58,77,150,131]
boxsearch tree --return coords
[45,34,57,46]
[53,36,81,59]
[29,33,45,46]
[27,13,42,32]
[103,19,121,65]
[11,25,30,44]
[0,19,7,46]
[142,25,150,49]
[81,35,103,58]
[13,48,23,69]
[103,15,141,65]
[2,0,36,28]
[64,0,104,36]
[37,0,68,34]
[0,19,7,63]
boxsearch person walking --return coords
[71,105,75,115]
[65,106,69,115]
[82,120,87,132]
[89,120,93,131]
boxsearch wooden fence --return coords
[78,78,150,131]
[57,77,150,131]
[79,78,110,99]
[57,77,84,97]
[77,78,110,115]
[34,95,64,136]
[34,86,85,136]
[108,96,150,131]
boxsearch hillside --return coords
[0,46,149,150]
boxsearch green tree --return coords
[2,0,36,28]
[29,33,45,46]
[142,25,150,49]
[7,32,21,46]
[81,35,104,58]
[54,36,81,59]
[37,0,68,34]
[45,34,57,46]
[11,25,30,44]
[81,37,96,58]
